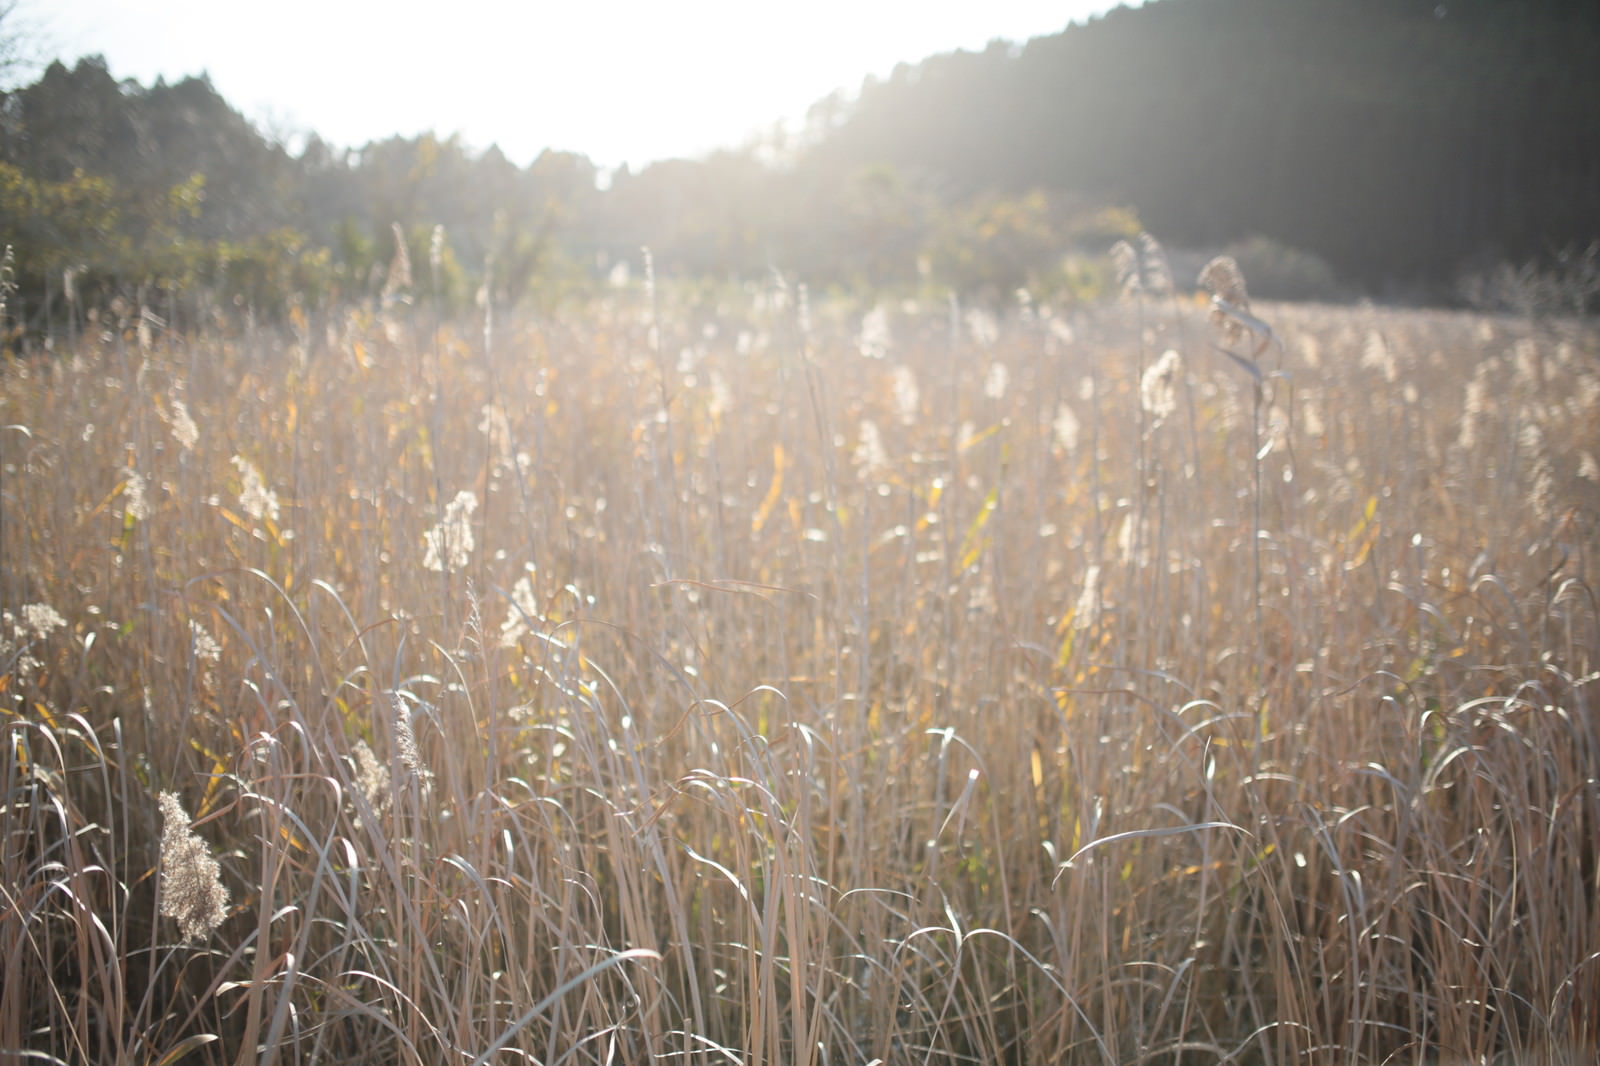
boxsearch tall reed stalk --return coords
[0,272,1595,1065]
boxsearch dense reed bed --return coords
[2,276,1597,1066]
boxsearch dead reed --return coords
[0,274,1596,1066]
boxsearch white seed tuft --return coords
[157,792,229,942]
[423,491,478,572]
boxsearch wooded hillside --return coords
[806,0,1600,290]
[2,0,1597,329]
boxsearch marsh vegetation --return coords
[3,260,1597,1064]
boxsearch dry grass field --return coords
[2,270,1598,1065]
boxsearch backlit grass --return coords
[2,282,1597,1065]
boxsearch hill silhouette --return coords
[802,0,1600,292]
[2,0,1597,328]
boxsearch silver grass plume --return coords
[1111,233,1175,298]
[157,792,229,942]
[391,692,432,785]
[1138,233,1174,298]
[352,739,392,827]
[1198,256,1250,323]
[1111,240,1141,296]
[429,224,445,274]
[1198,256,1274,374]
[381,222,413,307]
[0,245,14,329]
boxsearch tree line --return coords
[806,0,1600,298]
[3,0,1597,339]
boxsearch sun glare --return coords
[50,0,1110,167]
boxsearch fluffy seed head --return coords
[1458,361,1494,451]
[18,603,66,641]
[858,305,892,360]
[1198,256,1249,309]
[1073,565,1102,631]
[892,365,920,425]
[123,469,151,522]
[1053,403,1081,453]
[231,455,280,524]
[157,792,229,942]
[429,224,446,272]
[983,361,1010,400]
[500,569,541,648]
[1111,240,1141,296]
[965,309,998,348]
[164,393,199,450]
[479,404,513,468]
[423,491,478,572]
[382,222,412,306]
[1113,234,1175,297]
[855,420,888,478]
[1361,331,1398,383]
[1138,233,1174,298]
[1198,257,1252,345]
[352,739,392,824]
[188,619,221,664]
[390,693,431,784]
[1141,349,1183,425]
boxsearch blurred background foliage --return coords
[2,0,1598,338]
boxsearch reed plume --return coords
[157,792,229,942]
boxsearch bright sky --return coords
[41,0,1133,170]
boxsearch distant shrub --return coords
[1218,235,1345,301]
[1456,241,1600,318]
[1039,253,1114,305]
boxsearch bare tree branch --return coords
[0,0,42,91]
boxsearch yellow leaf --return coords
[1347,520,1380,569]
[1056,627,1076,669]
[752,443,785,533]
[959,421,1004,452]
[1347,494,1378,541]
[953,486,998,576]
[216,506,253,534]
[154,1033,220,1066]
[188,738,230,816]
